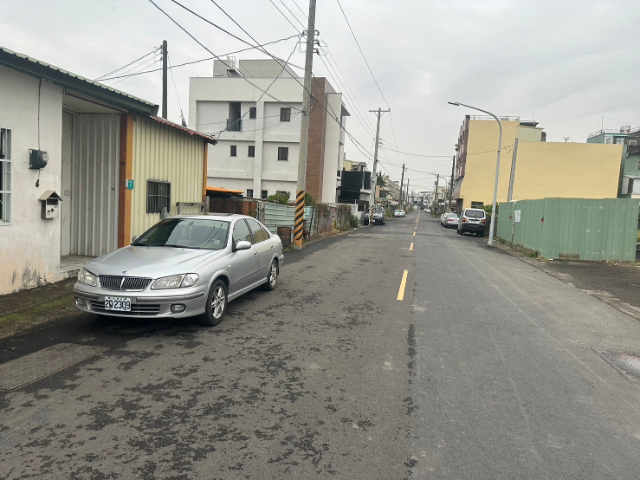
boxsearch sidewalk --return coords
[499,246,640,321]
[0,278,80,340]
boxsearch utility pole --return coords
[293,0,317,248]
[368,108,390,226]
[162,40,168,119]
[434,174,440,215]
[399,163,405,206]
[507,138,519,202]
[406,179,409,208]
[449,155,455,212]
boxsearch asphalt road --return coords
[2,211,640,479]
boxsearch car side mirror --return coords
[234,240,251,252]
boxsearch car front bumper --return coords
[73,284,208,319]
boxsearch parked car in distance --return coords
[394,209,406,218]
[73,214,284,326]
[372,206,386,225]
[457,208,486,236]
[443,212,459,228]
[439,213,448,226]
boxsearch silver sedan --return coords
[73,214,284,326]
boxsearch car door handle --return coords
[254,251,259,256]
[270,245,274,249]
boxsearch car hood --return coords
[85,245,223,278]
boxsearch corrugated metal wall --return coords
[71,114,120,256]
[497,198,639,261]
[131,115,206,236]
[263,203,316,234]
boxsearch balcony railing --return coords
[226,118,242,132]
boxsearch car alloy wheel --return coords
[262,259,278,291]
[211,285,226,319]
[199,279,227,326]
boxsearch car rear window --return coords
[448,214,459,219]
[464,210,484,218]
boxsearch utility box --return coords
[29,149,49,169]
[39,190,62,219]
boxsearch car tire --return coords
[198,279,227,326]
[262,259,278,291]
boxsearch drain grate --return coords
[0,343,108,391]
[593,348,640,382]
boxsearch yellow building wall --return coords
[459,119,520,206]
[512,143,622,201]
[459,119,623,206]
[131,115,206,237]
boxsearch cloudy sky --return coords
[3,0,640,192]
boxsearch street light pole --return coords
[448,102,502,246]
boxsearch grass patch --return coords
[0,295,74,325]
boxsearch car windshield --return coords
[465,210,484,218]
[133,218,230,250]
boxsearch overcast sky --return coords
[3,0,640,191]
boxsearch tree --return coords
[267,192,290,205]
[377,173,385,187]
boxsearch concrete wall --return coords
[0,67,63,294]
[459,119,623,206]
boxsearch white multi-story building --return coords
[189,59,349,203]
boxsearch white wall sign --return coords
[514,210,521,223]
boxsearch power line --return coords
[97,35,299,82]
[147,0,305,112]
[268,0,301,32]
[167,0,306,72]
[106,55,161,87]
[279,0,306,29]
[95,48,158,81]
[335,0,390,108]
[168,54,186,126]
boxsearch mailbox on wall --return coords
[39,190,62,219]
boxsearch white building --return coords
[0,46,214,295]
[189,59,348,203]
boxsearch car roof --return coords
[174,214,249,222]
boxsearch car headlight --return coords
[78,268,97,287]
[151,274,200,290]
[181,274,199,288]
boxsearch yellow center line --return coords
[410,243,414,251]
[413,231,416,236]
[397,270,409,301]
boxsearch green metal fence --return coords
[497,198,639,261]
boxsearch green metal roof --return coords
[0,46,158,116]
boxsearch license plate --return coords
[105,296,131,311]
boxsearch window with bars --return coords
[280,107,291,122]
[248,145,255,157]
[249,106,257,119]
[247,189,254,198]
[0,127,11,225]
[147,180,171,214]
[277,147,289,161]
[261,190,268,200]
[230,145,237,157]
